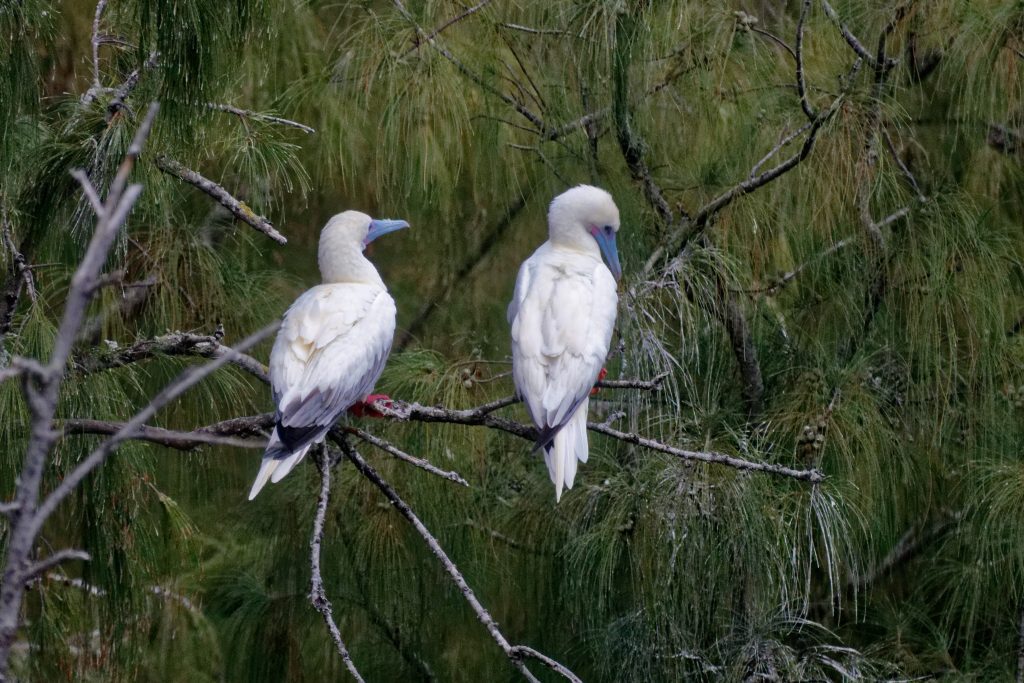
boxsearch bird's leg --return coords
[348,394,394,418]
[590,367,608,395]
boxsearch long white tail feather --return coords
[270,444,312,483]
[544,404,591,502]
[248,458,281,500]
[248,430,314,500]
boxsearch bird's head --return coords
[547,185,622,279]
[318,210,410,283]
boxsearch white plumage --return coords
[509,185,622,501]
[248,210,408,500]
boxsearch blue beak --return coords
[591,228,622,280]
[365,218,410,245]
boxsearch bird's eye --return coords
[603,225,614,235]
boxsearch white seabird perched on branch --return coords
[248,211,409,499]
[508,185,621,501]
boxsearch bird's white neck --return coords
[547,233,602,261]
[318,236,385,286]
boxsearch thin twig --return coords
[613,10,676,227]
[337,438,547,683]
[649,58,863,271]
[882,129,925,201]
[400,0,494,58]
[91,0,108,90]
[29,322,278,538]
[750,27,797,60]
[106,51,159,121]
[748,121,814,179]
[59,419,264,450]
[796,0,816,120]
[347,427,469,486]
[820,0,886,68]
[309,449,365,682]
[0,105,161,678]
[739,237,854,294]
[75,329,270,383]
[207,103,316,134]
[154,155,287,244]
[589,421,824,482]
[509,646,584,683]
[22,550,91,584]
[392,0,548,135]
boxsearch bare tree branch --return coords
[207,103,316,134]
[647,58,863,272]
[796,0,816,120]
[91,0,108,90]
[589,421,823,482]
[392,0,548,135]
[820,0,894,69]
[400,0,494,58]
[750,26,797,61]
[336,437,551,683]
[509,645,584,683]
[59,418,264,450]
[154,155,287,245]
[30,322,277,537]
[0,103,161,678]
[75,329,270,383]
[0,205,37,342]
[612,10,676,227]
[309,449,366,682]
[106,51,160,121]
[347,427,469,487]
[739,237,854,295]
[22,550,91,585]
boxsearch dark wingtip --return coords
[532,425,561,454]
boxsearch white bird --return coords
[248,211,409,500]
[508,185,621,501]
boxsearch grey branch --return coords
[309,450,365,682]
[820,0,891,69]
[741,237,854,294]
[0,104,160,679]
[392,0,549,135]
[347,427,469,487]
[91,0,108,90]
[207,103,315,134]
[796,0,816,120]
[589,421,824,482]
[0,205,37,341]
[30,322,278,537]
[400,0,494,58]
[649,58,863,270]
[22,550,91,584]
[509,646,584,683]
[336,437,551,683]
[106,51,159,121]
[612,11,676,227]
[154,155,287,245]
[75,329,270,383]
[59,419,265,451]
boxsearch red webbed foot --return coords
[348,394,393,418]
[590,367,608,395]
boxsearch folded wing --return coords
[510,250,618,449]
[249,284,395,499]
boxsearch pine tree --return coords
[1,1,1022,680]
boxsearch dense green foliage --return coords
[2,0,1023,680]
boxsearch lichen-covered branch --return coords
[154,155,287,245]
[308,449,365,682]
